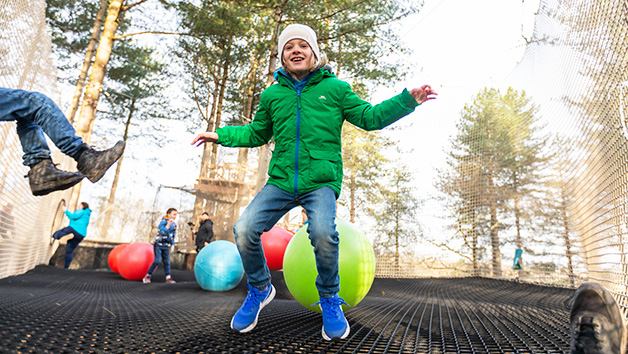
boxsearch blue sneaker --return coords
[230,283,275,333]
[315,294,351,340]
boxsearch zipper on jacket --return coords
[294,90,302,195]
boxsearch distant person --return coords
[301,207,308,227]
[569,281,627,354]
[192,23,436,340]
[0,88,125,196]
[193,212,214,252]
[50,202,92,268]
[143,208,178,284]
[0,203,15,239]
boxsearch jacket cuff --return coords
[215,127,227,145]
[401,88,420,109]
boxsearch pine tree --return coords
[369,161,421,272]
[437,87,544,277]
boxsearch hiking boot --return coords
[76,140,125,183]
[142,275,151,284]
[166,276,176,284]
[316,294,350,341]
[570,282,627,354]
[27,159,84,196]
[230,283,275,333]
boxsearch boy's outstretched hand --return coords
[192,132,219,147]
[410,85,438,104]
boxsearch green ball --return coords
[283,218,375,313]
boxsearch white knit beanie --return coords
[278,24,320,66]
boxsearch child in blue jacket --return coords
[143,208,178,284]
[51,202,92,268]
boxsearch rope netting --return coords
[509,0,628,308]
[1,0,628,314]
[0,0,72,278]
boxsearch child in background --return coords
[143,208,178,284]
[192,23,436,340]
[50,202,92,268]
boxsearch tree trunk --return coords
[229,56,259,232]
[69,0,124,210]
[100,99,134,239]
[67,0,108,124]
[472,221,478,275]
[208,52,231,179]
[489,188,502,277]
[74,0,122,142]
[254,3,283,195]
[191,74,218,227]
[513,173,522,249]
[336,34,343,78]
[561,190,575,287]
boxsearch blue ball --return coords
[194,240,244,291]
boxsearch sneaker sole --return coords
[321,322,350,341]
[231,285,276,333]
[84,141,125,183]
[31,175,84,196]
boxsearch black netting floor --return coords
[0,266,574,353]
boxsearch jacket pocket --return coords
[309,149,340,183]
[268,149,289,179]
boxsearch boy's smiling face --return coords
[283,39,316,80]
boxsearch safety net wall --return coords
[524,0,628,303]
[537,0,628,309]
[377,0,627,306]
[0,0,72,278]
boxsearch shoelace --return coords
[573,317,603,353]
[24,160,59,178]
[312,297,350,319]
[241,286,265,312]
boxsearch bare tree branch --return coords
[428,240,474,262]
[122,0,149,11]
[114,31,200,40]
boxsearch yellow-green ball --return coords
[283,218,375,313]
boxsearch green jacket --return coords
[216,67,419,197]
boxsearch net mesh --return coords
[510,0,628,308]
[0,0,628,313]
[0,0,72,278]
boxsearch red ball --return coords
[261,226,293,271]
[118,242,155,281]
[108,243,130,274]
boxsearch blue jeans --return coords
[147,244,171,276]
[52,226,84,268]
[234,184,339,298]
[0,88,84,166]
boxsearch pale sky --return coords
[376,0,539,191]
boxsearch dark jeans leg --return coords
[233,184,299,290]
[299,186,340,297]
[0,88,84,166]
[53,226,85,269]
[162,247,171,276]
[147,244,163,275]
